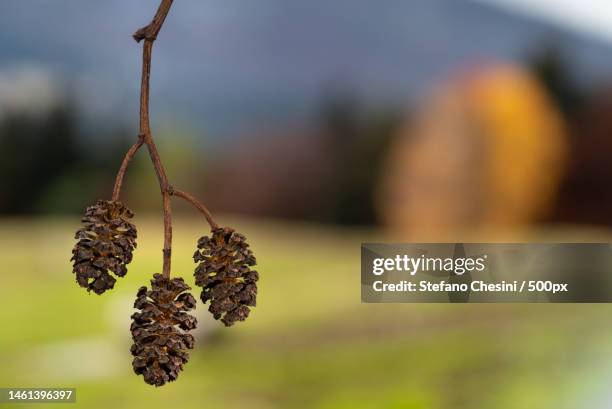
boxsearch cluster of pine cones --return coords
[71,200,259,386]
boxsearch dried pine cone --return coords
[193,227,259,326]
[71,200,137,294]
[130,273,197,386]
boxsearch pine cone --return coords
[193,227,259,327]
[71,200,137,294]
[130,273,197,386]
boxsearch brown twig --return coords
[111,136,145,201]
[133,0,174,43]
[138,37,174,278]
[137,1,173,278]
[171,187,219,230]
[110,0,219,278]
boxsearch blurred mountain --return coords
[1,0,612,137]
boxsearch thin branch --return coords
[161,190,173,276]
[110,0,221,278]
[133,0,174,43]
[139,40,172,277]
[136,1,175,278]
[111,136,144,201]
[171,187,220,230]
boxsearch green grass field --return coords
[1,216,612,409]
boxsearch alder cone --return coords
[71,200,137,294]
[130,273,197,386]
[193,227,259,326]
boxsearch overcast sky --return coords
[479,0,612,43]
[3,1,612,137]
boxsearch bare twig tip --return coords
[133,27,157,43]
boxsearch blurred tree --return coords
[376,64,568,237]
[200,92,401,225]
[0,101,134,215]
[553,88,612,226]
[0,105,79,214]
[319,92,401,225]
[527,42,584,119]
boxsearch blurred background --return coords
[3,0,612,408]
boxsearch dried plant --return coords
[131,274,197,386]
[72,200,137,294]
[194,227,258,327]
[70,0,259,386]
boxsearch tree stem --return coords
[133,0,174,43]
[110,0,219,278]
[139,38,173,278]
[111,137,144,202]
[171,188,219,230]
